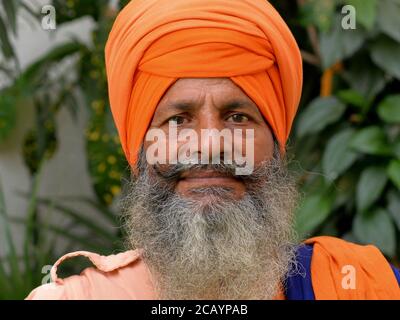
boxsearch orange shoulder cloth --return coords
[304,236,400,299]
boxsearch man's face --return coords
[144,78,275,199]
[123,77,298,300]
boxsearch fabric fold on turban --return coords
[105,0,303,165]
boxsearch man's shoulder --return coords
[26,249,155,300]
[287,237,400,300]
[304,235,400,279]
[303,236,400,299]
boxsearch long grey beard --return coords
[121,148,299,300]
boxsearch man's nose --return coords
[194,110,230,163]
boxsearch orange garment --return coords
[26,237,400,300]
[105,0,303,165]
[305,237,400,299]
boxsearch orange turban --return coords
[105,0,303,166]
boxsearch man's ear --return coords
[131,144,146,176]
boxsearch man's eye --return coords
[168,116,185,125]
[227,113,249,123]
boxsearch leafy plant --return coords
[0,167,57,299]
[289,0,400,262]
[0,0,128,297]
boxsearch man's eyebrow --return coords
[220,100,254,112]
[164,99,254,112]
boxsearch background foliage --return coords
[0,0,399,298]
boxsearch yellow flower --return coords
[107,155,117,165]
[97,163,106,173]
[89,131,100,141]
[111,185,121,196]
[109,171,121,179]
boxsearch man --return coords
[27,0,400,300]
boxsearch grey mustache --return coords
[153,162,239,181]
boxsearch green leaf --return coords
[370,36,400,80]
[36,195,118,225]
[0,178,22,288]
[322,129,358,181]
[394,140,400,159]
[387,190,400,230]
[9,217,108,254]
[320,14,366,69]
[52,0,110,24]
[296,97,346,138]
[353,208,396,256]
[34,197,117,243]
[0,92,17,143]
[387,159,400,190]
[22,121,58,175]
[2,0,19,35]
[350,126,391,155]
[377,95,400,123]
[23,168,43,281]
[22,42,85,83]
[342,57,386,103]
[347,0,377,30]
[0,14,15,59]
[377,0,400,42]
[337,89,369,109]
[333,174,357,209]
[356,166,388,212]
[299,0,335,32]
[20,2,41,19]
[295,191,334,237]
